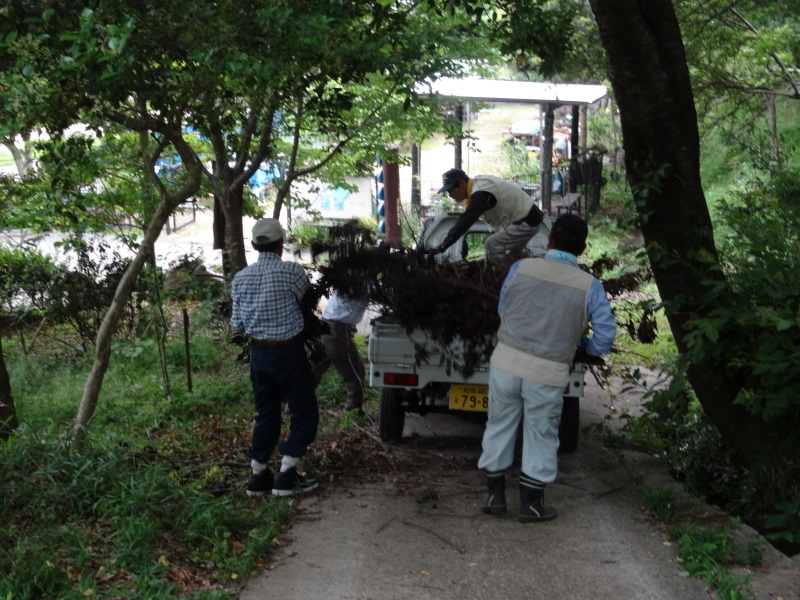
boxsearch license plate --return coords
[449,384,489,412]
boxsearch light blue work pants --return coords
[477,364,563,482]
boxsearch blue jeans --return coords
[248,338,319,464]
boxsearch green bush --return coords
[687,189,800,433]
[0,246,57,316]
[671,524,761,599]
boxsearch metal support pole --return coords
[539,103,555,215]
[383,149,402,248]
[411,144,421,216]
[454,104,464,170]
[183,308,193,393]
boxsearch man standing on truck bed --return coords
[432,168,549,261]
[478,213,616,523]
[231,218,319,498]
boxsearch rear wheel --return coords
[379,388,406,442]
[558,396,580,453]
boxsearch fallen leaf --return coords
[420,571,430,575]
[307,562,320,568]
[83,589,93,597]
[662,541,672,546]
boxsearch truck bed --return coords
[368,320,490,388]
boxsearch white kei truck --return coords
[367,213,587,453]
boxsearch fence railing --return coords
[164,198,198,235]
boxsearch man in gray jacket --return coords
[478,214,616,523]
[433,168,550,261]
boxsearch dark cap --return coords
[437,168,468,194]
[551,213,588,251]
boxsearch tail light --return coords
[383,373,419,387]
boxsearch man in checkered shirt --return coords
[231,218,319,497]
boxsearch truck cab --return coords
[417,212,552,261]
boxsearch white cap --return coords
[251,218,285,244]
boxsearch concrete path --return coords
[239,378,800,600]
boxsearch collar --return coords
[545,249,579,266]
[463,178,474,209]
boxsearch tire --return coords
[558,396,580,453]
[379,387,406,442]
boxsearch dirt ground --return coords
[239,375,800,600]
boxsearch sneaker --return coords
[246,470,273,497]
[272,467,318,496]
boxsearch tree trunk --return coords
[75,197,181,437]
[212,195,230,279]
[2,139,34,176]
[588,0,780,460]
[766,95,779,163]
[221,184,248,275]
[0,333,18,439]
[75,134,202,440]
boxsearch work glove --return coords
[572,346,604,366]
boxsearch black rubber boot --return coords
[481,472,507,515]
[518,473,557,523]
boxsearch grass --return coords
[641,484,763,600]
[0,145,14,169]
[462,103,536,175]
[1,423,292,599]
[1,308,371,599]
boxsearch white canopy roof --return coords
[419,77,609,106]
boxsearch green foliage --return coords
[586,107,620,156]
[682,187,800,433]
[161,252,227,303]
[0,289,384,596]
[499,140,540,181]
[0,426,286,600]
[596,172,800,554]
[679,0,800,124]
[289,224,330,250]
[643,484,678,521]
[0,238,136,348]
[0,245,57,322]
[672,524,761,599]
[764,494,800,546]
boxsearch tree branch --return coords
[728,7,800,98]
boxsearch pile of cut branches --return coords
[305,222,510,375]
[309,221,653,376]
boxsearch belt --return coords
[252,336,297,346]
